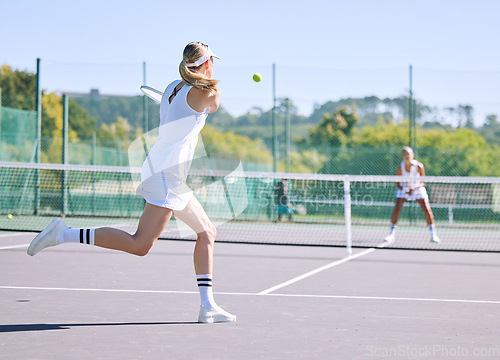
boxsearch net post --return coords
[92,132,97,165]
[0,88,2,161]
[409,64,414,150]
[116,137,122,166]
[62,94,68,215]
[34,58,42,215]
[285,97,290,173]
[116,137,123,213]
[91,132,96,214]
[272,63,278,173]
[343,176,352,255]
[269,179,276,221]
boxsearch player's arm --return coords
[187,86,219,114]
[395,166,402,190]
[206,87,219,114]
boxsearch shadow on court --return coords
[0,321,199,333]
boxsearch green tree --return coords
[418,127,500,176]
[308,96,424,127]
[309,106,359,145]
[41,92,93,139]
[478,114,500,146]
[40,93,97,163]
[68,98,97,138]
[96,116,141,148]
[352,118,409,146]
[73,95,156,130]
[201,125,272,166]
[278,149,327,173]
[1,64,96,144]
[0,65,36,110]
[317,122,500,176]
[207,105,236,127]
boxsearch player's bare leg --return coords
[173,195,236,323]
[27,203,172,257]
[95,203,173,256]
[417,198,440,243]
[384,198,406,242]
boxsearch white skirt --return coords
[136,133,197,211]
[396,186,428,201]
[136,170,192,210]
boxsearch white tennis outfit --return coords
[395,160,428,200]
[137,80,208,210]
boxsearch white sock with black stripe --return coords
[197,274,216,309]
[59,228,95,245]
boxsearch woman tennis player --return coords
[27,42,236,323]
[384,146,441,244]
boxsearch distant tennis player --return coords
[384,146,440,243]
[275,179,293,222]
[27,42,236,323]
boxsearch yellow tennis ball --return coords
[7,214,13,219]
[253,73,262,82]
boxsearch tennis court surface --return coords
[1,231,499,359]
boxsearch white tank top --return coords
[158,80,207,138]
[137,80,209,210]
[400,160,419,188]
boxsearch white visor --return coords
[185,47,220,67]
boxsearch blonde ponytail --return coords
[179,42,218,94]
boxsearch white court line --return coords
[1,286,499,305]
[258,247,376,295]
[0,244,30,250]
[0,232,35,238]
[261,292,500,305]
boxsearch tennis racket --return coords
[140,85,163,104]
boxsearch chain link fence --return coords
[1,62,499,177]
[1,89,499,177]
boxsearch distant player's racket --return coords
[140,85,163,104]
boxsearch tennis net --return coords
[1,161,499,252]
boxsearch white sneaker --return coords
[27,218,68,256]
[430,234,441,243]
[384,234,395,243]
[198,305,237,324]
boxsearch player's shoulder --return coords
[186,85,219,113]
[414,160,425,168]
[189,86,218,100]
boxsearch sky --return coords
[1,0,499,126]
